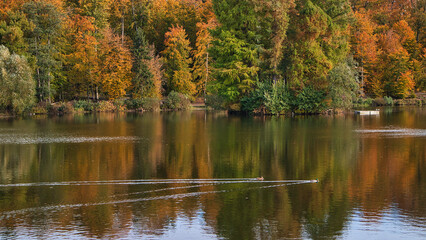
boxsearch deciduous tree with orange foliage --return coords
[352,11,381,96]
[97,27,132,99]
[162,25,195,96]
[192,19,217,97]
[378,27,415,98]
[66,14,99,99]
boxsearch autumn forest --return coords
[0,0,425,114]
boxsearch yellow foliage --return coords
[98,27,132,99]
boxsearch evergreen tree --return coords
[131,27,155,98]
[210,0,262,103]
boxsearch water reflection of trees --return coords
[0,111,425,239]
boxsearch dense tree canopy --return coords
[0,45,35,113]
[0,0,424,112]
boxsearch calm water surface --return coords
[0,107,425,239]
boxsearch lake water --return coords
[0,107,425,239]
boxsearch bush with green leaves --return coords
[113,99,126,111]
[384,96,393,105]
[205,94,226,110]
[354,98,373,107]
[241,82,270,113]
[125,98,161,111]
[163,91,191,110]
[125,99,144,110]
[327,57,359,109]
[241,81,291,114]
[263,82,291,115]
[0,45,35,114]
[141,98,161,111]
[291,86,327,114]
[73,100,95,112]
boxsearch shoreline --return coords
[1,96,425,118]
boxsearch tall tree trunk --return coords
[122,16,125,45]
[48,74,51,103]
[48,38,52,103]
[204,43,209,103]
[96,86,99,101]
[35,36,42,101]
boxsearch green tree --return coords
[210,0,264,103]
[327,57,359,109]
[0,45,35,114]
[0,10,33,56]
[210,30,258,102]
[24,1,63,103]
[131,27,155,98]
[283,0,352,90]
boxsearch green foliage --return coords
[131,27,155,98]
[241,81,291,114]
[113,98,126,111]
[125,98,144,110]
[24,1,63,102]
[210,30,258,103]
[73,100,95,112]
[283,0,352,89]
[141,98,161,111]
[0,45,35,114]
[205,94,226,110]
[264,82,291,115]
[384,96,393,105]
[354,97,373,107]
[0,10,34,56]
[163,91,191,110]
[125,98,161,111]
[373,96,394,106]
[382,52,414,99]
[241,82,270,112]
[327,57,359,109]
[291,86,327,114]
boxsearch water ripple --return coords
[354,128,426,137]
[0,134,139,144]
[0,182,313,220]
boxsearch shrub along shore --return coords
[1,93,423,117]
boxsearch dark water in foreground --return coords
[0,108,425,239]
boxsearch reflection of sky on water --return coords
[343,208,426,240]
[354,128,426,137]
[139,212,220,240]
[1,211,219,239]
[0,133,139,144]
